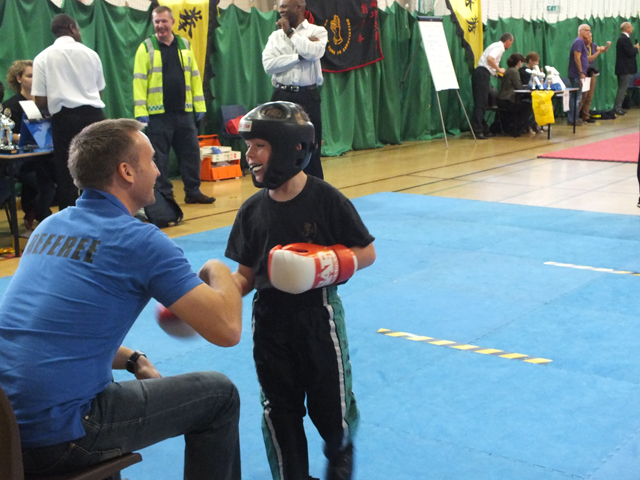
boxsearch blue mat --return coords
[9,192,640,479]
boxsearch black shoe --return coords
[326,444,353,480]
[615,109,626,115]
[476,133,488,140]
[184,192,216,204]
[585,118,596,123]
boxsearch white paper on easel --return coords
[417,19,459,92]
[563,90,570,111]
[582,77,591,92]
[19,100,42,120]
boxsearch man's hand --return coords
[134,355,162,380]
[136,116,149,124]
[195,112,205,122]
[276,17,291,32]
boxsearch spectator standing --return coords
[578,32,610,123]
[614,21,639,115]
[262,0,327,179]
[471,33,513,140]
[32,13,106,210]
[133,5,215,204]
[567,24,591,126]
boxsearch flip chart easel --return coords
[417,16,476,146]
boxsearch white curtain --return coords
[55,0,640,22]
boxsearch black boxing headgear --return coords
[239,101,315,189]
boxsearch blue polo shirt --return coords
[0,189,202,447]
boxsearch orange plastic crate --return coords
[200,157,243,181]
[198,134,221,147]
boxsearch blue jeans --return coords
[22,371,241,480]
[567,77,583,123]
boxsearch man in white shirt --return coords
[32,14,106,210]
[262,0,327,179]
[471,33,513,140]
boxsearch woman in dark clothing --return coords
[497,53,535,135]
[5,60,55,231]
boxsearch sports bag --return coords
[144,189,183,228]
[589,110,617,120]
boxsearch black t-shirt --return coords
[4,93,26,133]
[226,175,375,292]
[159,37,186,112]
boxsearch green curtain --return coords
[0,0,151,120]
[0,1,636,158]
[209,4,475,157]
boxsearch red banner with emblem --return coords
[306,0,383,73]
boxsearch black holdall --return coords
[589,110,617,120]
[144,189,184,228]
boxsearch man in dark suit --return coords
[614,21,639,115]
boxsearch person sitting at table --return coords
[497,53,537,135]
[519,51,540,86]
[4,60,56,231]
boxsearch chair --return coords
[486,88,504,135]
[220,104,248,141]
[0,384,142,480]
[625,72,640,108]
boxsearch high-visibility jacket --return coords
[133,35,206,118]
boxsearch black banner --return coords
[306,0,383,73]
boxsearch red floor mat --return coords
[538,133,639,162]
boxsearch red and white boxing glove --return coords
[156,303,198,339]
[268,243,358,294]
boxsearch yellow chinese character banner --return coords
[159,0,209,74]
[445,0,482,66]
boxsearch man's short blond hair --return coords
[69,119,145,191]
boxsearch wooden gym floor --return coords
[0,110,637,278]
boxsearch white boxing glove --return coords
[268,243,358,294]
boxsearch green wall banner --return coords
[306,0,383,73]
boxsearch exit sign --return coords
[547,5,559,11]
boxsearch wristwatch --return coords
[287,28,295,37]
[126,350,147,374]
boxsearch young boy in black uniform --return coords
[225,102,376,480]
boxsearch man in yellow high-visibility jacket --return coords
[133,5,214,204]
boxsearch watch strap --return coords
[126,350,147,374]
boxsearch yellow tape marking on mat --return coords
[376,328,552,365]
[545,261,640,276]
